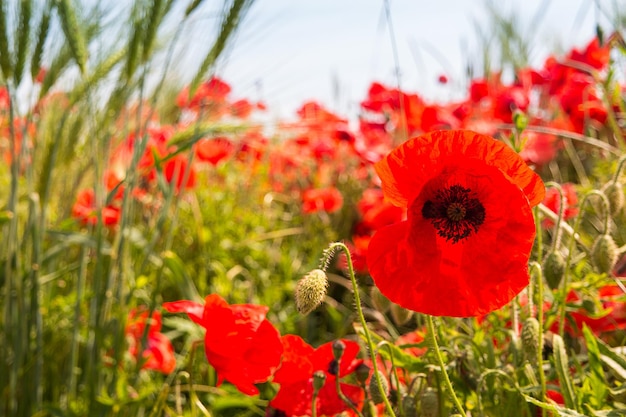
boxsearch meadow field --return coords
[1,1,626,416]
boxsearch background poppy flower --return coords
[125,309,176,374]
[270,335,364,417]
[163,294,283,395]
[302,187,344,214]
[367,130,545,317]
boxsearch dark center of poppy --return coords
[422,184,486,243]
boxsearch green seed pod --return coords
[294,269,328,315]
[312,370,326,392]
[602,181,625,216]
[402,393,418,417]
[591,234,619,275]
[419,388,440,417]
[521,317,542,367]
[369,371,389,405]
[543,250,566,290]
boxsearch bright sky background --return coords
[178,0,624,121]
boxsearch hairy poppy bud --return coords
[591,234,619,274]
[295,269,328,315]
[332,340,345,361]
[521,317,541,367]
[543,250,566,290]
[369,371,389,405]
[312,370,326,392]
[602,181,625,216]
[419,388,440,417]
[402,393,418,417]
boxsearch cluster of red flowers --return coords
[162,294,367,415]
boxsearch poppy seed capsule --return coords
[369,371,389,404]
[354,362,370,385]
[332,339,346,360]
[602,181,625,216]
[591,234,619,274]
[521,317,541,367]
[419,388,440,417]
[294,269,328,315]
[312,370,326,392]
[543,250,566,290]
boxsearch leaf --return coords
[523,393,589,417]
[582,325,608,407]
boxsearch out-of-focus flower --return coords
[163,294,283,395]
[72,189,121,226]
[302,187,344,214]
[126,309,176,374]
[541,182,578,228]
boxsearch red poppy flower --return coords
[195,137,235,165]
[126,309,176,374]
[367,130,545,317]
[270,335,364,416]
[162,294,283,395]
[72,189,121,226]
[302,187,344,214]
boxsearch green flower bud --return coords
[591,234,619,274]
[402,393,418,417]
[295,269,328,315]
[369,371,389,405]
[602,181,625,216]
[521,317,542,367]
[419,388,440,417]
[543,250,566,290]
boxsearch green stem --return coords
[324,242,397,417]
[529,262,547,417]
[426,315,467,417]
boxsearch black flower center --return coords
[422,184,486,243]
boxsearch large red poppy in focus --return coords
[367,130,545,317]
[163,294,283,395]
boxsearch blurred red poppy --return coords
[270,335,364,416]
[367,130,544,317]
[72,189,121,226]
[126,309,176,374]
[163,294,283,395]
[195,137,235,165]
[302,187,344,214]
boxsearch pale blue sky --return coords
[178,0,624,120]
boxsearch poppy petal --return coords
[375,130,545,208]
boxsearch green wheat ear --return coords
[0,0,13,78]
[56,0,88,74]
[13,0,33,84]
[30,3,52,81]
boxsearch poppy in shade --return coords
[269,335,364,416]
[367,130,545,317]
[163,294,283,395]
